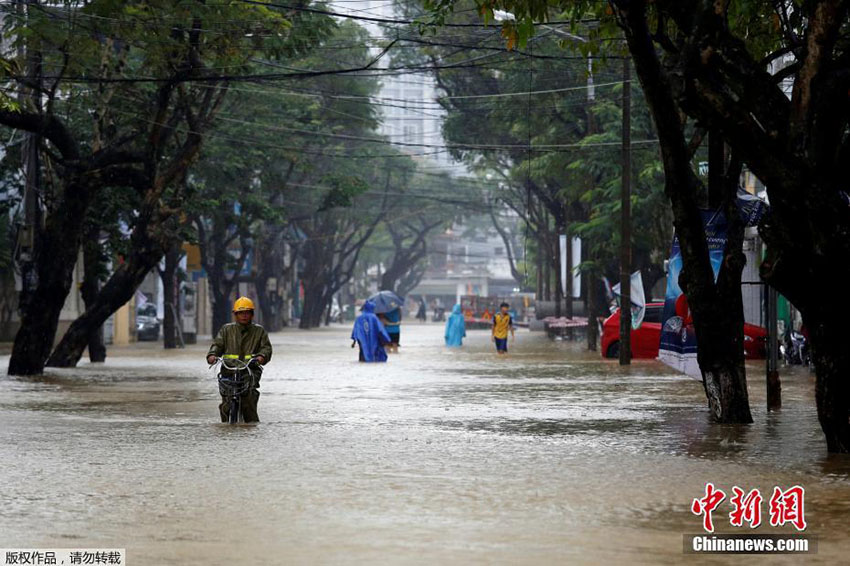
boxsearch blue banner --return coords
[658,210,727,379]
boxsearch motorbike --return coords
[209,357,259,424]
[780,330,811,367]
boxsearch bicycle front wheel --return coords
[229,396,240,424]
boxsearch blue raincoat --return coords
[351,300,391,362]
[444,304,466,347]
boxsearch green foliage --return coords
[403,1,671,283]
[318,175,370,211]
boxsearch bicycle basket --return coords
[216,359,256,397]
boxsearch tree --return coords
[1,1,328,373]
[181,19,394,330]
[372,170,479,296]
[429,0,850,451]
[158,242,185,349]
[378,217,445,295]
[406,3,670,316]
[296,171,390,328]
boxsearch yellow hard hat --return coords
[233,296,255,313]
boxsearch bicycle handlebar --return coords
[208,357,260,372]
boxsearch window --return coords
[643,305,663,323]
[494,247,504,256]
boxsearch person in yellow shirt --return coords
[492,302,515,355]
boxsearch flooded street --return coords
[2,324,849,565]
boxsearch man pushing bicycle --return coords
[206,297,273,423]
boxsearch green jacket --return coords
[207,322,273,370]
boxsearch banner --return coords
[612,271,646,329]
[559,235,582,298]
[736,187,769,227]
[658,210,727,379]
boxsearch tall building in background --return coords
[332,1,459,171]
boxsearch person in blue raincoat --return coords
[351,300,392,362]
[444,304,466,347]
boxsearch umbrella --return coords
[368,290,404,314]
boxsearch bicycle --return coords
[209,356,259,424]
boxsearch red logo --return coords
[729,487,763,528]
[691,483,726,533]
[692,484,806,532]
[768,485,807,531]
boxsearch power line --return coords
[236,0,595,28]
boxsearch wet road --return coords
[1,324,849,565]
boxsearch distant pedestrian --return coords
[492,302,515,355]
[351,300,391,362]
[416,297,427,322]
[444,304,466,347]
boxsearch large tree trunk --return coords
[808,312,850,453]
[161,243,181,349]
[689,252,752,422]
[8,181,92,376]
[45,213,172,367]
[615,1,752,423]
[760,196,850,450]
[299,285,328,329]
[80,226,107,363]
[297,238,335,329]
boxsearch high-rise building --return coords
[331,1,458,170]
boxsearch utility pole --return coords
[765,285,781,410]
[554,218,563,318]
[619,58,632,365]
[535,236,543,301]
[18,0,42,300]
[585,57,597,351]
[565,214,573,319]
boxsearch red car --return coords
[601,302,767,359]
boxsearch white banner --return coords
[559,235,582,299]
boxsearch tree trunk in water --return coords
[299,286,328,329]
[615,2,752,423]
[161,244,180,349]
[46,231,166,368]
[8,182,92,376]
[8,282,70,375]
[81,229,107,363]
[809,315,850,453]
[693,302,753,423]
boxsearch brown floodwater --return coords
[1,323,848,565]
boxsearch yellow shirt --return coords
[493,313,512,339]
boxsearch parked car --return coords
[136,304,161,341]
[601,302,767,359]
